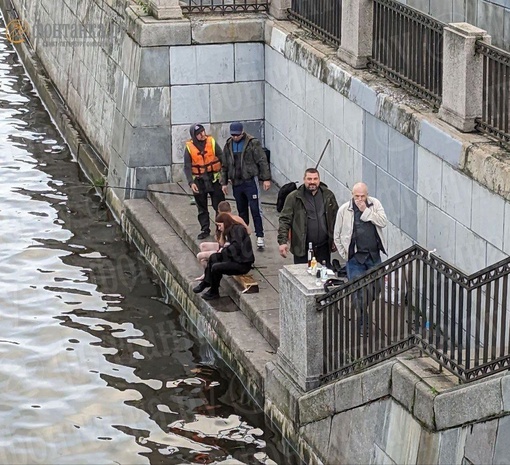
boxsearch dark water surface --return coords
[0,19,296,465]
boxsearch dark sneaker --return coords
[202,290,220,300]
[193,281,209,293]
[197,230,210,240]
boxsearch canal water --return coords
[0,19,298,465]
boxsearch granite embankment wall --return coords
[395,0,510,51]
[264,19,510,274]
[266,356,510,464]
[12,0,127,165]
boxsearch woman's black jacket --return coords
[222,224,255,265]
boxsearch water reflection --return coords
[0,16,295,465]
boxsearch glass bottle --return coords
[307,242,313,268]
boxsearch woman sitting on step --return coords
[195,201,251,281]
[193,212,255,300]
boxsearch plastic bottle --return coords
[310,256,317,274]
[307,242,313,268]
[321,260,328,281]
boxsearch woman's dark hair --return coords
[215,212,241,236]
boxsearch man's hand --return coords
[279,244,289,258]
[355,199,366,212]
[263,180,271,191]
[190,183,199,194]
[222,185,229,195]
[331,242,337,252]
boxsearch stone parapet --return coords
[434,376,504,430]
[126,7,191,46]
[337,0,373,69]
[126,7,265,47]
[267,351,510,464]
[277,266,325,392]
[298,360,395,426]
[191,16,265,44]
[392,362,422,413]
[269,0,291,20]
[148,0,183,19]
[439,23,491,132]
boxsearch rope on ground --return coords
[102,184,279,207]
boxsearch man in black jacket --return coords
[221,122,271,249]
[277,168,339,268]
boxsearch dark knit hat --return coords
[190,123,205,139]
[230,122,244,136]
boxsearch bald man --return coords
[334,183,387,331]
[334,182,387,280]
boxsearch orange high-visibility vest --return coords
[186,136,221,176]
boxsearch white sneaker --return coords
[256,237,265,249]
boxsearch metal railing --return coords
[369,0,445,107]
[475,41,510,144]
[288,0,342,46]
[181,0,269,14]
[317,245,510,385]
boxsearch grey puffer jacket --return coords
[221,134,271,186]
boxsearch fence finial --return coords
[428,248,437,259]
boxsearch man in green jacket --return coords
[277,168,339,268]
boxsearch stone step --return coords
[122,198,277,401]
[146,182,291,351]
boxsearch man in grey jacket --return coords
[334,182,387,279]
[221,122,271,249]
[334,182,387,331]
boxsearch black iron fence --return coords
[475,41,510,143]
[181,0,269,14]
[288,0,342,46]
[317,245,510,385]
[368,0,445,107]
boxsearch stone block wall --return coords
[110,33,265,197]
[11,0,266,198]
[265,21,510,274]
[168,42,265,169]
[266,356,510,465]
[14,0,128,165]
[395,0,510,50]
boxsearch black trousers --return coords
[294,242,332,268]
[204,252,252,292]
[194,181,225,233]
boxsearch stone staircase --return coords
[145,181,292,351]
[121,181,293,400]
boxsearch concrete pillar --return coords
[269,0,291,20]
[277,265,325,391]
[337,0,373,69]
[149,0,183,19]
[439,23,491,132]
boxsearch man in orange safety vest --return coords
[183,124,225,240]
